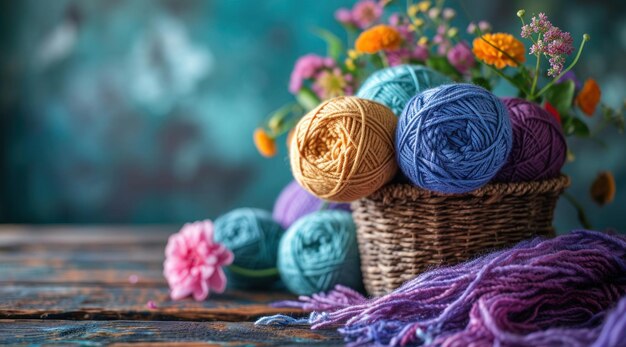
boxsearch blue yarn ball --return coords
[278,210,362,296]
[396,84,512,194]
[356,65,452,116]
[214,208,284,289]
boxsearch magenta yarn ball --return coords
[273,181,351,229]
[494,98,567,182]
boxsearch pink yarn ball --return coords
[495,98,567,182]
[273,181,350,229]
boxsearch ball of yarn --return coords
[214,208,284,289]
[357,65,452,116]
[396,83,512,193]
[290,96,398,202]
[494,98,567,182]
[273,180,351,229]
[278,210,362,295]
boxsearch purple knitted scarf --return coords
[256,230,626,346]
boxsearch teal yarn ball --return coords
[396,83,512,194]
[278,210,362,296]
[214,208,285,289]
[356,65,452,116]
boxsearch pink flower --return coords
[412,45,429,61]
[289,54,335,94]
[312,68,354,100]
[386,45,429,66]
[335,8,353,25]
[447,42,474,74]
[352,0,383,29]
[467,21,492,34]
[163,220,233,301]
[521,13,574,77]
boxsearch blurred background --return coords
[0,0,624,232]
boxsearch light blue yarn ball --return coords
[214,208,284,289]
[396,83,512,194]
[278,210,362,296]
[356,65,452,116]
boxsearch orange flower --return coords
[253,128,277,158]
[355,25,402,54]
[472,33,526,69]
[590,171,615,206]
[576,78,601,116]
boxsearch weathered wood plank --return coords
[0,285,299,321]
[0,226,168,286]
[0,225,173,247]
[0,249,164,263]
[0,320,343,346]
[0,266,166,286]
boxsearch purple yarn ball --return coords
[495,98,567,182]
[273,181,350,229]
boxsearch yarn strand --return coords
[266,230,626,346]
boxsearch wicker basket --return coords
[351,175,570,296]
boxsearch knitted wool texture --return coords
[260,230,626,347]
[277,210,362,296]
[356,65,452,116]
[494,97,567,182]
[396,84,512,193]
[290,96,398,202]
[214,208,284,289]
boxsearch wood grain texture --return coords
[0,226,327,345]
[0,320,343,346]
[0,285,301,321]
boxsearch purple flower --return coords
[447,42,474,74]
[557,70,582,90]
[289,54,335,94]
[386,44,429,66]
[412,45,429,62]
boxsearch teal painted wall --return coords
[0,0,624,232]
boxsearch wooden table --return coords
[0,226,343,346]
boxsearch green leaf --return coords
[471,77,492,91]
[563,116,590,137]
[544,80,575,114]
[296,87,320,111]
[369,53,385,70]
[426,56,462,80]
[313,28,344,61]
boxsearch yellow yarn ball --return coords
[289,96,398,202]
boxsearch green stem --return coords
[482,61,530,96]
[379,51,389,68]
[535,36,588,98]
[227,265,279,278]
[563,192,593,229]
[529,33,542,97]
[530,53,541,98]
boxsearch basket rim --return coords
[362,175,571,201]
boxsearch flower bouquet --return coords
[253,0,624,295]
